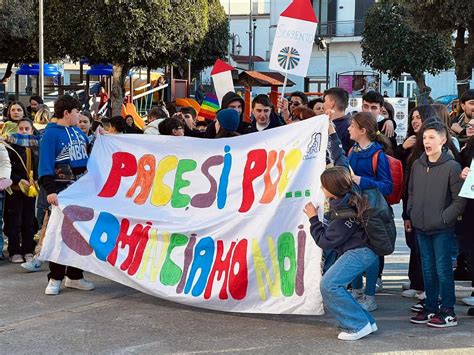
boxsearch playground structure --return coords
[9,62,168,125]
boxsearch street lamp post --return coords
[252,18,257,65]
[249,0,253,70]
[231,34,242,55]
[325,37,331,89]
[39,0,44,98]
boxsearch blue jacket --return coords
[39,123,89,194]
[328,132,349,169]
[309,190,371,257]
[348,142,393,196]
[332,115,353,154]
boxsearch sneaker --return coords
[45,279,62,295]
[410,310,435,324]
[64,277,95,291]
[402,289,424,298]
[359,295,378,312]
[10,254,24,263]
[375,277,383,293]
[338,323,373,341]
[427,309,458,328]
[462,296,474,306]
[411,300,425,312]
[401,281,411,291]
[417,291,426,300]
[371,323,378,332]
[351,288,364,301]
[21,258,43,272]
[24,253,34,262]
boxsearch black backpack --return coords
[330,188,397,256]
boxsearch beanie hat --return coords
[217,108,240,132]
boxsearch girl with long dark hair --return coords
[304,166,377,341]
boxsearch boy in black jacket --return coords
[408,120,466,327]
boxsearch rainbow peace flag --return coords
[198,94,219,121]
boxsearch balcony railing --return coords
[318,20,365,38]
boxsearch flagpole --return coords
[281,72,288,101]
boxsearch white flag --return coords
[269,0,318,78]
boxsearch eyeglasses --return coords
[290,101,301,106]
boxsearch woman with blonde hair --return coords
[33,105,52,132]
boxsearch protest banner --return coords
[211,59,235,106]
[40,118,328,315]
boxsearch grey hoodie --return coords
[407,150,466,234]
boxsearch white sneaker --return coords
[371,323,378,332]
[45,279,62,295]
[375,277,383,293]
[10,254,24,263]
[417,291,426,300]
[401,281,411,290]
[401,289,423,298]
[21,258,43,272]
[338,323,373,341]
[462,296,474,306]
[24,253,34,262]
[359,295,378,312]
[64,277,95,291]
[351,288,364,301]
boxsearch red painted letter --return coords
[99,152,137,198]
[239,149,267,213]
[228,239,248,300]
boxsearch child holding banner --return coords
[39,95,95,296]
[304,166,378,341]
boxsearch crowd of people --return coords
[0,87,473,341]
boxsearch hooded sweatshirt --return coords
[408,150,466,234]
[205,92,252,138]
[309,189,371,257]
[348,142,393,196]
[39,122,89,194]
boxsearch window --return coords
[220,0,270,16]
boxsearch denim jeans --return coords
[322,249,337,274]
[351,256,379,296]
[321,247,378,331]
[417,230,456,312]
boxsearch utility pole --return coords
[39,0,44,98]
[252,18,257,62]
[227,0,231,61]
[249,0,253,70]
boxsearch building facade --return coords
[218,0,473,99]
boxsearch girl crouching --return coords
[304,166,377,341]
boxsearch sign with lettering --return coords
[269,0,318,78]
[41,118,328,315]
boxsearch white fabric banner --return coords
[41,118,328,315]
[269,17,317,78]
